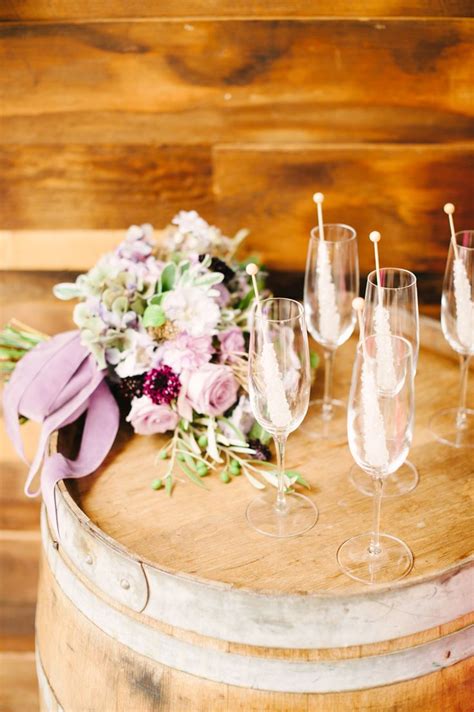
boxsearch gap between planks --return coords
[2,16,473,25]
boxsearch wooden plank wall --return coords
[0,3,473,710]
[0,3,473,296]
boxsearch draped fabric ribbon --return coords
[3,330,120,539]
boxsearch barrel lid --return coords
[58,322,474,599]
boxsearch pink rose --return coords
[218,327,245,363]
[126,396,179,435]
[184,364,238,416]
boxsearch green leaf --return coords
[286,470,311,489]
[149,293,164,305]
[178,462,208,489]
[248,422,272,445]
[310,350,320,369]
[130,298,145,316]
[142,305,166,328]
[160,263,176,292]
[53,282,82,300]
[183,452,199,472]
[238,286,255,311]
[165,476,173,496]
[0,346,25,360]
[179,418,189,431]
[195,273,224,287]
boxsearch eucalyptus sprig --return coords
[150,415,309,495]
[0,320,48,380]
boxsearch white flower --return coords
[114,329,156,378]
[172,210,210,239]
[162,287,220,337]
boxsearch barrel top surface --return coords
[64,323,474,597]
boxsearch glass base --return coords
[246,492,318,538]
[337,532,413,585]
[429,407,474,449]
[349,460,419,498]
[302,398,347,442]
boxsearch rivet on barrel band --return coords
[120,578,130,590]
[85,555,93,565]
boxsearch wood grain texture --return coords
[0,534,40,652]
[69,331,473,596]
[0,145,213,229]
[214,144,474,272]
[0,143,473,275]
[37,537,474,709]
[0,652,39,712]
[1,1,473,20]
[1,20,473,146]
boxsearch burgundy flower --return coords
[143,365,181,405]
[247,439,272,462]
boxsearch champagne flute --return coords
[429,225,474,448]
[337,325,415,584]
[247,297,318,538]
[350,268,420,497]
[304,223,359,440]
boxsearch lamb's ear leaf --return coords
[160,263,176,292]
[53,282,82,300]
[142,304,166,328]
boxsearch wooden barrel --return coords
[36,318,474,711]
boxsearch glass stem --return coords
[457,354,471,430]
[274,433,288,514]
[322,349,335,420]
[369,477,384,555]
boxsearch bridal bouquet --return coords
[3,211,311,501]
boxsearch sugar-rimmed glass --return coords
[429,230,474,448]
[304,224,359,441]
[350,268,420,497]
[337,334,415,584]
[246,298,318,538]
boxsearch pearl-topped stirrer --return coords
[444,203,459,259]
[443,203,473,351]
[353,297,366,353]
[369,231,384,306]
[313,192,325,242]
[369,230,396,393]
[312,192,340,344]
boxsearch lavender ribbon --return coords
[3,331,120,538]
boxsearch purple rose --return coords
[126,395,178,435]
[184,364,238,416]
[218,327,245,363]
